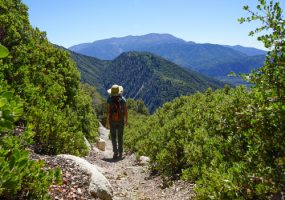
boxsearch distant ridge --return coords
[69,33,196,60]
[222,45,268,56]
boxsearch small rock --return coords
[97,138,106,151]
[139,156,150,165]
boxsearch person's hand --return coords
[106,122,110,129]
[125,120,128,126]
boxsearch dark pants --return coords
[110,119,124,154]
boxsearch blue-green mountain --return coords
[68,34,267,85]
[222,45,268,56]
[59,45,234,113]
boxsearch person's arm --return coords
[124,103,128,125]
[106,103,110,129]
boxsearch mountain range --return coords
[69,33,267,60]
[68,33,267,85]
[56,45,233,113]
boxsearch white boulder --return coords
[57,154,113,200]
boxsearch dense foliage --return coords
[57,45,110,95]
[124,1,285,199]
[0,0,99,155]
[0,45,62,199]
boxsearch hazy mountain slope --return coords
[69,33,195,59]
[193,54,266,77]
[129,43,248,69]
[102,51,233,113]
[223,45,268,56]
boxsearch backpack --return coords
[110,96,124,121]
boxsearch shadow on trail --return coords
[102,157,125,163]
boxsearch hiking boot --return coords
[113,152,118,159]
[119,152,123,158]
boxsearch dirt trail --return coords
[84,124,195,200]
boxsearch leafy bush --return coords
[0,46,62,199]
[124,1,285,198]
[126,98,150,116]
[124,109,149,153]
[0,0,99,155]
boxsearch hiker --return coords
[106,84,128,159]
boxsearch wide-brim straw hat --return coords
[107,84,123,96]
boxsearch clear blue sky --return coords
[22,0,283,51]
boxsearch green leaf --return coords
[3,172,9,180]
[13,149,20,160]
[0,98,7,108]
[0,45,9,58]
[9,155,16,170]
[21,150,30,158]
[14,108,23,116]
[17,158,28,170]
[0,157,4,164]
[1,91,13,101]
[2,180,18,189]
[3,108,11,117]
[1,121,14,130]
[13,96,20,105]
[10,100,16,107]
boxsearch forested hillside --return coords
[192,54,266,77]
[103,51,232,113]
[68,34,267,85]
[65,47,233,113]
[128,43,247,69]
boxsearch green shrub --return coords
[124,110,149,153]
[0,0,99,155]
[0,52,62,198]
[125,1,285,199]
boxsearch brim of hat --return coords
[107,86,123,96]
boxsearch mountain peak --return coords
[68,33,196,58]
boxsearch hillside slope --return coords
[129,43,248,69]
[223,45,268,56]
[58,46,234,113]
[192,54,266,77]
[102,51,233,113]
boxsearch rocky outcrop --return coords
[57,154,113,200]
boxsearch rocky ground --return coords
[5,125,284,200]
[25,124,196,200]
